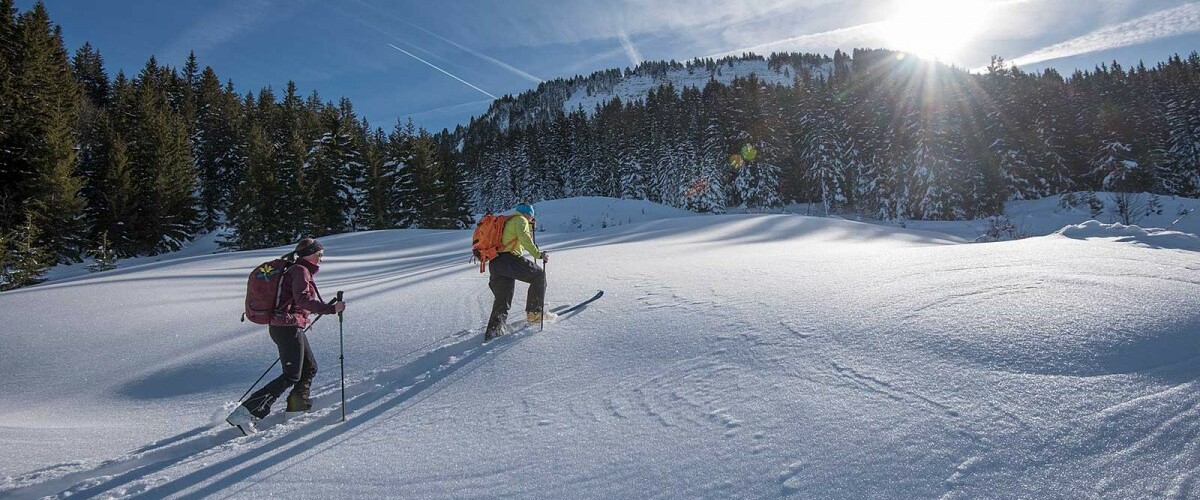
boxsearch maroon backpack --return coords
[243,258,294,324]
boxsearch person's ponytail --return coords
[284,237,318,263]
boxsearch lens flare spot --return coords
[685,178,710,197]
[729,154,745,169]
[740,144,758,162]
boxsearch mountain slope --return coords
[2,197,1199,498]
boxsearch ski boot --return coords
[484,323,510,343]
[526,310,558,324]
[285,392,313,418]
[226,405,259,436]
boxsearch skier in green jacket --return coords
[485,203,554,341]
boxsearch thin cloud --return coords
[704,21,886,59]
[618,31,643,66]
[404,98,495,119]
[999,2,1200,69]
[161,0,274,64]
[387,44,498,100]
[564,46,631,74]
[353,0,544,84]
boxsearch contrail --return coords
[987,2,1200,70]
[355,0,543,84]
[388,43,498,100]
[618,31,642,66]
[403,98,494,118]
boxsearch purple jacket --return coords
[271,259,336,328]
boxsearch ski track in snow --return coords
[3,196,1200,498]
[0,304,590,499]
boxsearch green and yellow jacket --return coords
[501,213,542,259]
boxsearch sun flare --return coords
[881,0,990,61]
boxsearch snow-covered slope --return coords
[562,59,826,117]
[2,197,1199,498]
[481,55,831,130]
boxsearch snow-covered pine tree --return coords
[306,99,361,236]
[386,119,419,227]
[225,96,277,250]
[1161,66,1200,196]
[357,127,393,230]
[1028,69,1073,196]
[618,103,649,200]
[1090,139,1142,191]
[798,85,853,215]
[683,111,728,213]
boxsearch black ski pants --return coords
[243,325,318,418]
[486,252,545,333]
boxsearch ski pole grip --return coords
[336,291,344,318]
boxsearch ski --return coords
[485,290,604,342]
[557,290,604,316]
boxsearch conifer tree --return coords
[193,67,241,231]
[93,113,136,254]
[4,4,86,261]
[358,127,393,230]
[125,57,197,254]
[227,112,276,250]
[0,0,19,227]
[386,119,419,227]
[1,212,52,290]
[306,99,361,235]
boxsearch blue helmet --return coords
[515,203,535,219]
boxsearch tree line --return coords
[0,1,472,289]
[450,49,1200,220]
[3,0,1199,289]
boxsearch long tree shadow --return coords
[132,302,593,498]
[132,321,546,499]
[2,296,593,498]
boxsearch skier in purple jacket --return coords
[227,238,346,433]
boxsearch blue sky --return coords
[25,0,1200,133]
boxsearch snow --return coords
[563,59,828,117]
[2,196,1199,498]
[874,192,1200,241]
[1055,220,1200,251]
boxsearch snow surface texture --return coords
[2,197,1199,499]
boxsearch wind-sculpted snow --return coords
[1,196,1198,498]
[1055,220,1200,251]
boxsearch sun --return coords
[880,0,990,61]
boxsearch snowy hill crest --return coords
[480,52,835,130]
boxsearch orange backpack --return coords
[471,214,517,273]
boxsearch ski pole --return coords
[236,296,339,403]
[337,290,346,422]
[532,216,545,332]
[541,258,546,332]
[1168,207,1195,229]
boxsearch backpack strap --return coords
[273,263,295,316]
